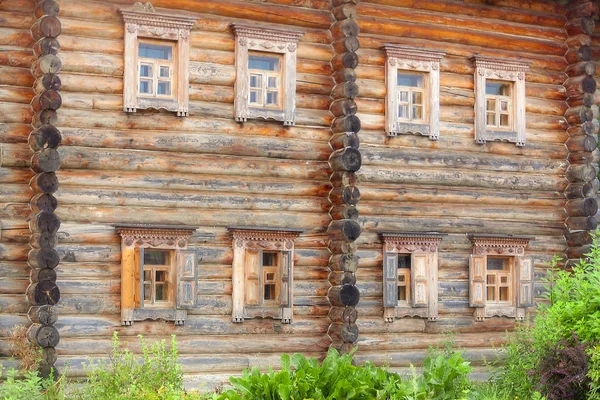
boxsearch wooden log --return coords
[32,109,58,128]
[330,171,357,187]
[331,52,359,70]
[34,0,60,19]
[565,105,595,125]
[31,148,61,173]
[329,306,358,324]
[27,280,60,305]
[566,163,598,183]
[330,98,357,117]
[331,81,358,100]
[41,347,57,366]
[564,75,597,98]
[30,267,57,283]
[31,91,62,112]
[565,17,595,36]
[329,285,360,307]
[330,19,359,40]
[565,215,598,231]
[30,211,61,234]
[329,147,361,172]
[33,37,60,57]
[31,54,62,78]
[28,324,60,348]
[329,253,359,273]
[328,240,357,255]
[29,124,62,151]
[34,75,61,92]
[566,244,592,260]
[31,15,61,40]
[330,132,360,150]
[332,0,359,6]
[329,186,360,206]
[30,172,58,194]
[566,230,594,247]
[565,197,598,217]
[333,68,356,84]
[332,3,356,20]
[566,134,598,153]
[328,220,361,242]
[565,181,599,199]
[30,231,58,249]
[28,248,60,269]
[30,193,58,213]
[565,61,596,78]
[330,271,357,286]
[328,322,359,343]
[332,36,359,54]
[331,115,361,134]
[330,205,359,220]
[567,1,599,20]
[570,149,600,164]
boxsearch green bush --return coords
[0,368,64,400]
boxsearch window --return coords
[229,227,303,323]
[120,3,196,116]
[469,235,534,321]
[231,23,305,126]
[380,232,445,322]
[472,55,528,146]
[115,225,199,326]
[383,44,445,140]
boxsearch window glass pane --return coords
[266,272,275,281]
[487,275,496,284]
[398,255,411,269]
[250,74,261,88]
[486,82,511,96]
[266,91,278,105]
[249,55,280,71]
[488,258,509,271]
[157,81,171,95]
[413,91,423,105]
[486,112,496,126]
[144,250,168,265]
[397,72,424,88]
[144,283,151,300]
[264,284,276,300]
[140,64,152,77]
[413,105,423,120]
[487,286,495,301]
[399,105,409,119]
[263,252,278,267]
[249,90,259,103]
[499,287,509,301]
[159,66,170,78]
[138,43,173,60]
[500,114,510,127]
[500,100,509,111]
[399,91,409,102]
[139,80,152,94]
[155,283,166,301]
[143,270,151,281]
[267,76,278,89]
[486,99,496,111]
[398,286,407,301]
[155,270,167,282]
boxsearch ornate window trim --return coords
[468,234,534,321]
[115,224,199,326]
[229,226,303,323]
[380,232,445,322]
[120,2,197,116]
[231,23,304,126]
[472,55,529,147]
[383,44,445,140]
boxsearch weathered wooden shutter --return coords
[469,255,486,307]
[383,252,398,307]
[411,253,428,308]
[177,250,197,309]
[245,249,261,306]
[517,256,534,308]
[280,251,293,308]
[135,247,144,309]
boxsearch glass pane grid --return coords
[397,87,425,122]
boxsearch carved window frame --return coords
[231,24,305,126]
[229,227,302,324]
[380,232,444,322]
[120,2,197,116]
[116,224,198,326]
[468,234,534,322]
[472,55,529,147]
[383,45,445,140]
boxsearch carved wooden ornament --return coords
[120,2,197,116]
[231,24,305,126]
[383,45,445,140]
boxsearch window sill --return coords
[235,107,291,125]
[476,129,523,146]
[125,98,187,116]
[384,306,436,322]
[122,308,187,326]
[388,122,433,140]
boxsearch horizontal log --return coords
[329,186,360,206]
[332,68,356,84]
[567,1,599,20]
[29,124,61,151]
[565,61,596,77]
[565,16,595,36]
[565,134,598,153]
[27,280,60,306]
[30,172,59,194]
[329,253,359,272]
[565,181,599,199]
[566,244,592,260]
[331,115,361,134]
[35,74,61,93]
[330,205,359,220]
[330,19,359,40]
[330,171,357,187]
[328,322,358,343]
[328,220,361,242]
[565,215,598,231]
[330,98,357,117]
[30,231,58,249]
[565,105,596,125]
[328,240,358,255]
[28,248,60,269]
[565,197,598,217]
[332,3,356,20]
[328,285,360,307]
[329,147,361,172]
[34,0,60,19]
[331,81,358,100]
[30,266,57,284]
[30,211,61,233]
[329,271,357,286]
[31,54,62,77]
[565,75,597,98]
[565,230,593,247]
[33,37,60,57]
[331,52,359,70]
[329,132,360,150]
[570,149,600,164]
[31,15,61,40]
[30,194,57,214]
[566,163,598,183]
[332,36,359,54]
[32,109,58,127]
[31,90,62,112]
[28,324,60,348]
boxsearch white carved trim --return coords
[116,225,197,249]
[468,234,531,256]
[232,23,305,126]
[472,55,529,147]
[120,2,196,116]
[380,232,445,253]
[383,45,445,140]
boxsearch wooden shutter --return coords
[245,249,260,306]
[280,251,292,308]
[383,252,398,307]
[469,255,486,307]
[411,253,428,308]
[135,247,144,309]
[517,256,534,308]
[176,250,197,309]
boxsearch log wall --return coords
[353,0,572,375]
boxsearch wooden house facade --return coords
[1,0,599,387]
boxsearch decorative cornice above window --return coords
[383,44,446,64]
[468,234,533,256]
[120,2,197,31]
[115,224,198,248]
[228,226,303,249]
[472,55,530,74]
[231,23,305,44]
[379,232,445,253]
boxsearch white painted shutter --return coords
[177,250,197,309]
[280,251,292,307]
[244,249,260,306]
[383,252,398,307]
[411,253,428,308]
[469,255,486,307]
[517,256,534,308]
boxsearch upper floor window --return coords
[115,224,200,326]
[229,227,302,324]
[231,24,304,126]
[472,55,528,147]
[120,2,196,116]
[380,232,445,322]
[468,234,534,321]
[383,44,445,140]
